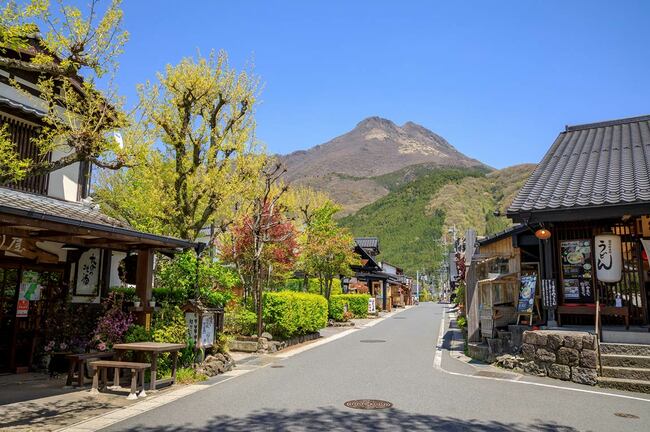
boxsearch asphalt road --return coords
[103,303,650,431]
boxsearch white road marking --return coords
[432,306,650,403]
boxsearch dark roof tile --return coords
[508,115,650,214]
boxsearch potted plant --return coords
[149,296,156,308]
[133,294,141,308]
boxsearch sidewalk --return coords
[0,306,412,431]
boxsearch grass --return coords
[175,367,208,384]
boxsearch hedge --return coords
[329,294,371,321]
[263,291,328,340]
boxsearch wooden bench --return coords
[89,360,151,400]
[557,305,629,329]
[65,351,114,388]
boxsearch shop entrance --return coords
[0,267,19,372]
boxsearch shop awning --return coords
[0,187,195,251]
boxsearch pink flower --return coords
[97,342,107,352]
[59,342,68,351]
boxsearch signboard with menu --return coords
[517,275,537,313]
[560,240,594,302]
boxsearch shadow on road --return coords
[119,406,578,431]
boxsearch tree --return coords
[220,162,297,337]
[301,202,359,300]
[95,50,263,241]
[0,0,143,184]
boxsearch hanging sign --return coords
[595,234,622,283]
[16,270,42,317]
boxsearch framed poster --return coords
[560,240,594,303]
[74,249,102,296]
[517,275,537,312]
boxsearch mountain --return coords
[281,117,487,215]
[339,164,535,275]
[427,164,537,236]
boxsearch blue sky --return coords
[112,1,650,168]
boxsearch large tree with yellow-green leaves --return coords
[0,0,146,184]
[95,51,264,241]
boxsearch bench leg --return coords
[113,367,121,388]
[171,351,178,385]
[90,368,100,395]
[65,359,75,388]
[127,369,138,400]
[78,360,85,388]
[101,367,108,390]
[139,369,147,398]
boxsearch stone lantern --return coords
[182,299,224,349]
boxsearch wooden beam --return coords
[135,249,153,326]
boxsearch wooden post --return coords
[171,351,179,385]
[150,352,158,391]
[382,280,387,311]
[128,369,138,400]
[135,249,154,326]
[90,368,100,395]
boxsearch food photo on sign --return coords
[560,240,593,302]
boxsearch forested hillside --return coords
[339,167,487,274]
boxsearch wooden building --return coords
[0,47,194,373]
[507,115,650,335]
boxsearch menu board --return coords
[560,240,594,302]
[517,275,537,312]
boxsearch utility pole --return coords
[416,270,420,300]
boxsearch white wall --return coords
[47,148,80,201]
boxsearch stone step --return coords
[600,342,650,356]
[600,354,650,368]
[597,376,650,394]
[601,366,650,381]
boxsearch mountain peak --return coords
[356,116,395,129]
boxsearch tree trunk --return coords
[302,273,309,292]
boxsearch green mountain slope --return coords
[339,164,535,275]
[339,167,487,275]
[427,164,536,235]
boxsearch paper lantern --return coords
[595,234,622,283]
[535,228,552,240]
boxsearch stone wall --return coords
[497,330,598,385]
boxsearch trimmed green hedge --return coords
[329,294,371,321]
[263,292,328,340]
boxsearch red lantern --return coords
[535,228,552,240]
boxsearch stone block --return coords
[580,349,597,369]
[261,332,273,340]
[522,361,547,377]
[548,364,571,381]
[582,335,596,350]
[557,347,579,366]
[536,348,556,363]
[571,367,597,385]
[564,335,583,350]
[547,334,563,351]
[521,343,536,361]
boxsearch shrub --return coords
[152,305,194,375]
[283,278,342,296]
[223,304,257,336]
[329,294,370,320]
[124,325,152,343]
[456,316,467,329]
[263,291,328,340]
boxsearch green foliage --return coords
[341,167,486,274]
[329,294,370,321]
[156,251,236,308]
[455,281,466,308]
[263,292,328,340]
[214,333,233,354]
[152,305,193,375]
[419,289,433,302]
[456,316,467,329]
[283,278,342,296]
[223,304,257,336]
[124,325,152,343]
[428,164,536,236]
[175,367,208,384]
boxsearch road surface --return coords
[103,303,649,431]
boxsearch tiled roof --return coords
[0,187,129,227]
[355,237,379,250]
[508,115,650,214]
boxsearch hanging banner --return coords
[595,234,622,283]
[517,275,537,313]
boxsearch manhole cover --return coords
[614,412,639,419]
[344,399,393,410]
[360,339,386,343]
[270,365,285,368]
